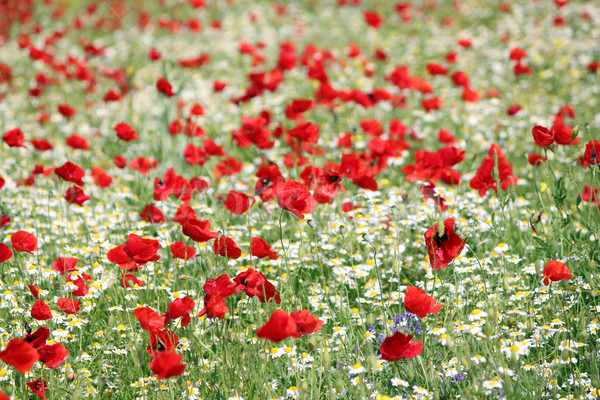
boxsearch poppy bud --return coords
[65,365,76,381]
[366,313,375,327]
[571,125,580,139]
[334,377,344,393]
[367,354,378,370]
[301,382,309,392]
[436,218,445,238]
[322,350,330,366]
[103,390,113,398]
[307,336,318,351]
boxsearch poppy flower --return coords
[424,218,465,270]
[156,77,175,97]
[285,99,314,120]
[37,343,69,369]
[166,296,195,327]
[583,140,600,166]
[401,146,464,185]
[91,167,113,188]
[182,219,218,242]
[255,164,285,202]
[114,122,139,141]
[543,260,572,286]
[134,307,165,332]
[438,129,457,144]
[363,10,383,29]
[58,104,76,118]
[26,378,48,399]
[147,329,179,356]
[224,190,254,215]
[57,298,80,314]
[29,284,40,298]
[31,300,53,320]
[203,274,239,299]
[149,351,186,380]
[0,243,12,262]
[149,48,162,60]
[124,234,161,264]
[360,119,384,136]
[290,310,324,336]
[11,231,38,253]
[24,327,50,349]
[528,153,546,166]
[276,179,316,219]
[65,134,89,150]
[55,161,85,186]
[170,241,196,260]
[130,157,157,174]
[114,155,127,168]
[251,237,278,260]
[234,268,281,303]
[52,257,78,275]
[532,125,554,147]
[0,339,39,373]
[404,286,443,318]
[65,185,90,206]
[0,214,10,227]
[173,204,196,225]
[3,128,26,147]
[256,310,301,342]
[421,97,442,112]
[379,332,423,361]
[103,89,122,102]
[140,204,166,223]
[197,294,230,319]
[213,235,242,259]
[121,273,144,288]
[469,144,518,196]
[507,105,521,115]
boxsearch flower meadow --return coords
[1,0,600,399]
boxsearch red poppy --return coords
[170,241,196,260]
[0,339,39,373]
[224,190,254,215]
[121,273,144,288]
[528,153,546,166]
[276,179,316,219]
[31,300,53,320]
[11,231,37,253]
[37,343,69,369]
[421,96,442,111]
[251,237,278,260]
[379,332,423,361]
[290,310,324,336]
[114,155,127,168]
[360,119,384,136]
[234,268,281,303]
[134,307,165,332]
[255,164,285,202]
[149,48,162,60]
[156,77,175,97]
[542,260,572,286]
[24,327,50,349]
[58,104,76,118]
[55,161,85,186]
[198,294,230,319]
[583,140,600,166]
[213,235,242,259]
[0,243,12,262]
[532,125,554,147]
[65,185,90,206]
[140,204,166,223]
[424,218,465,270]
[404,286,443,318]
[363,10,383,29]
[52,257,78,275]
[0,214,9,227]
[256,310,301,342]
[103,89,122,102]
[130,157,157,174]
[166,296,195,327]
[26,378,48,399]
[285,99,314,120]
[507,105,521,115]
[149,351,186,380]
[182,219,218,242]
[173,204,196,225]
[124,234,161,264]
[147,329,179,356]
[114,122,139,141]
[65,134,89,150]
[3,128,26,147]
[438,129,457,144]
[57,298,80,314]
[401,146,464,185]
[469,144,518,196]
[91,167,113,188]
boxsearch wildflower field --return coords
[1,0,600,399]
